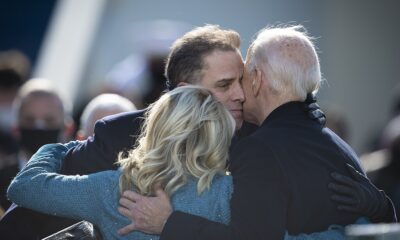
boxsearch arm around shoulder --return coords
[7,143,73,206]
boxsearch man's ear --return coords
[252,68,263,97]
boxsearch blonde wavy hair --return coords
[118,86,235,197]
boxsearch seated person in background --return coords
[9,86,350,240]
[76,93,136,140]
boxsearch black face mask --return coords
[19,128,61,155]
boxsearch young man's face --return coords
[199,50,245,129]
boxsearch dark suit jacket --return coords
[61,110,146,175]
[159,101,393,240]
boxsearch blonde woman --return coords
[8,86,235,239]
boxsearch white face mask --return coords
[0,105,16,132]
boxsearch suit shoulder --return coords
[94,109,146,132]
[101,109,146,125]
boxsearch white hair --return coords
[80,94,136,136]
[247,25,321,100]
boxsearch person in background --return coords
[76,93,136,140]
[11,78,75,163]
[0,50,30,134]
[0,78,76,236]
[0,51,30,213]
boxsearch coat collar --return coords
[261,101,321,127]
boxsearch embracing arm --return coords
[60,111,144,175]
[329,164,397,223]
[125,137,348,240]
[60,120,120,175]
[7,143,108,224]
[121,138,289,240]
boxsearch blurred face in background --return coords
[16,93,67,156]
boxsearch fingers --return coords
[155,188,169,200]
[118,206,132,218]
[331,194,359,205]
[328,182,355,196]
[119,191,151,213]
[330,172,357,188]
[119,197,136,209]
[117,190,171,235]
[122,190,143,202]
[118,223,137,236]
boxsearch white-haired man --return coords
[119,25,396,240]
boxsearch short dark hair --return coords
[165,25,240,90]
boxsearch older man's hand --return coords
[117,188,172,236]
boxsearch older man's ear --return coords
[252,68,263,97]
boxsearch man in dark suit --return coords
[0,24,248,239]
[116,25,396,239]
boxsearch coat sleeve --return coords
[60,111,144,175]
[7,143,113,225]
[60,119,120,175]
